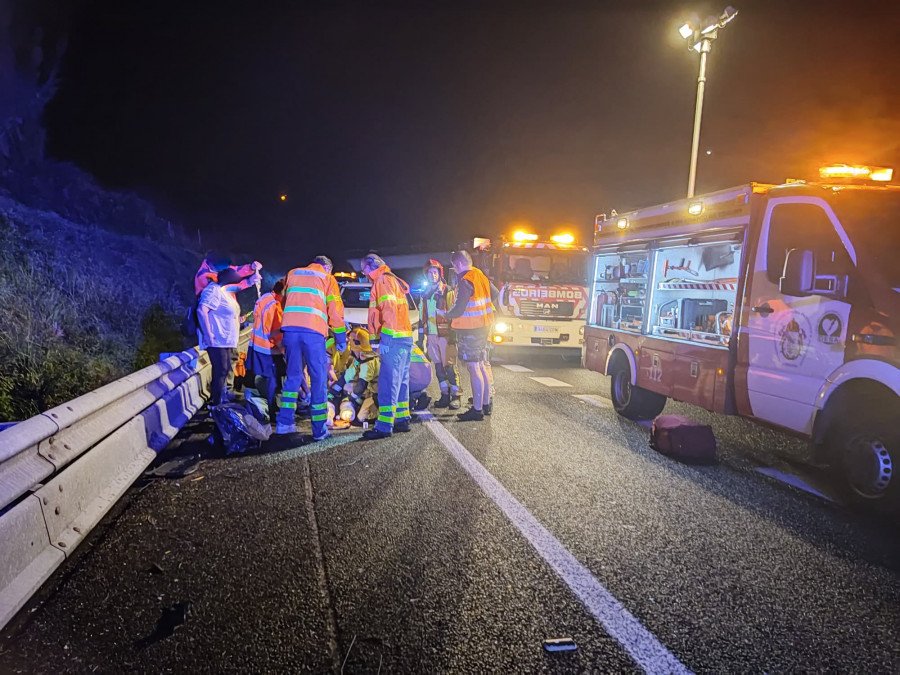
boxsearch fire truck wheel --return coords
[609,362,666,421]
[829,416,898,513]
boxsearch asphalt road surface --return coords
[2,352,898,673]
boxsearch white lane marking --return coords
[572,394,610,408]
[755,467,835,502]
[418,411,692,675]
[529,376,572,387]
[501,364,533,372]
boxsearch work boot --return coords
[414,394,432,411]
[394,420,411,433]
[434,393,451,408]
[362,428,392,440]
[483,401,493,416]
[312,429,331,442]
[274,422,298,435]
[457,407,484,422]
[449,395,461,410]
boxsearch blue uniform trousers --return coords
[375,334,412,433]
[277,329,329,437]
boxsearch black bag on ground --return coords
[210,403,271,454]
[649,414,717,464]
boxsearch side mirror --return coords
[780,248,815,296]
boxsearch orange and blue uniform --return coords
[367,264,413,432]
[277,263,347,438]
[249,291,284,416]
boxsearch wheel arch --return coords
[812,376,900,448]
[605,343,637,385]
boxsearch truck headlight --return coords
[494,322,510,333]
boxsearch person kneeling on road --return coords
[360,254,414,440]
[341,328,380,424]
[409,344,433,411]
[445,250,497,421]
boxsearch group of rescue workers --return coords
[192,248,499,442]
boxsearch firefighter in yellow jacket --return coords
[360,253,413,439]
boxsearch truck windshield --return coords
[832,191,900,288]
[501,251,588,285]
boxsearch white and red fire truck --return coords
[582,164,899,511]
[468,231,590,351]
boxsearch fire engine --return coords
[582,164,899,512]
[467,231,590,351]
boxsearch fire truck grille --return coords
[518,301,575,318]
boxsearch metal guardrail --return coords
[0,329,250,631]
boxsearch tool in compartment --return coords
[664,258,700,277]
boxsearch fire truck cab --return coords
[468,231,590,352]
[583,165,900,512]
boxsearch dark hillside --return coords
[0,196,204,421]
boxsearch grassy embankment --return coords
[0,196,201,422]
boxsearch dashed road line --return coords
[500,364,533,372]
[529,376,572,387]
[418,411,692,675]
[572,394,610,408]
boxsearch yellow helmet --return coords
[349,327,372,353]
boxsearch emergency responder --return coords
[418,260,462,409]
[197,267,244,406]
[446,249,496,421]
[360,253,413,439]
[194,251,261,296]
[409,344,433,410]
[342,327,380,424]
[275,256,347,439]
[248,278,285,421]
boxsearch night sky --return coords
[44,0,900,267]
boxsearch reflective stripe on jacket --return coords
[250,292,284,355]
[450,268,494,330]
[281,263,347,337]
[420,282,455,337]
[367,265,412,339]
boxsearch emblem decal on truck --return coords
[817,312,843,345]
[775,311,811,366]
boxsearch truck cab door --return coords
[743,197,855,434]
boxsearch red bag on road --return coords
[650,414,717,464]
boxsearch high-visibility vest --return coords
[367,265,413,339]
[250,292,283,355]
[421,283,455,337]
[450,268,494,330]
[281,264,347,338]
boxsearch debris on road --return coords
[542,637,577,652]
[134,602,190,650]
[145,455,201,479]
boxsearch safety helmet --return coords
[423,259,444,280]
[349,327,372,353]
